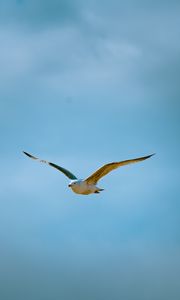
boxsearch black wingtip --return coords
[22,151,36,159]
[145,153,156,159]
[23,151,31,157]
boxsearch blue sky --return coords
[0,1,180,299]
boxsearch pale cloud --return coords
[0,24,145,110]
[1,0,180,107]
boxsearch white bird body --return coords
[23,151,155,195]
[68,179,103,195]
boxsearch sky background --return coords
[0,1,180,299]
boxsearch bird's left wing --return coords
[23,151,77,180]
[84,154,155,184]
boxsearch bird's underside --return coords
[23,151,155,195]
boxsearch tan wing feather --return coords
[85,154,155,184]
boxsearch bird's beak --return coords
[68,184,71,187]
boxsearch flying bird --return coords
[23,151,155,195]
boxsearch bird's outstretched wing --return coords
[23,151,77,180]
[85,154,155,184]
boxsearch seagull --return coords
[23,151,155,195]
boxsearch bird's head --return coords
[68,180,79,188]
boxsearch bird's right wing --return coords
[85,154,155,184]
[23,151,77,180]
